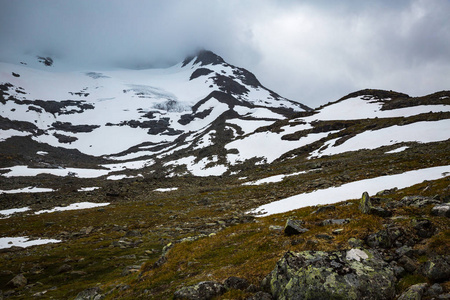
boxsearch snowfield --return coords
[250,165,450,216]
[310,119,450,158]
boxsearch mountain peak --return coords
[182,50,225,67]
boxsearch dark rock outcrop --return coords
[224,276,249,291]
[421,256,450,282]
[284,219,308,236]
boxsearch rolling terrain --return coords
[0,51,449,299]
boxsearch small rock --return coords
[438,293,450,299]
[366,226,402,249]
[422,256,450,282]
[291,238,305,245]
[246,291,273,300]
[74,287,104,300]
[125,230,142,237]
[57,264,73,274]
[224,276,249,290]
[395,246,413,258]
[315,234,334,240]
[426,283,443,297]
[398,256,419,273]
[246,284,260,293]
[269,225,283,231]
[121,265,141,276]
[346,248,369,262]
[312,205,336,214]
[397,283,428,300]
[376,188,398,196]
[359,191,372,214]
[32,290,47,297]
[319,218,351,226]
[369,207,393,218]
[348,238,363,248]
[332,228,344,235]
[398,195,440,208]
[284,219,308,236]
[413,219,435,238]
[431,203,450,217]
[390,261,407,278]
[173,281,226,300]
[7,274,27,288]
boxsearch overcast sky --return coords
[0,0,449,108]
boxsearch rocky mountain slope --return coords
[0,51,449,299]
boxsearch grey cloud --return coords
[0,0,448,108]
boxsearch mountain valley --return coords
[0,51,449,299]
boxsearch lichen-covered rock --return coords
[366,226,403,249]
[173,281,226,300]
[262,249,395,300]
[74,287,104,300]
[421,256,450,282]
[359,191,372,214]
[397,196,440,208]
[397,283,428,300]
[412,219,435,238]
[224,276,249,290]
[369,207,393,218]
[246,291,273,300]
[431,203,450,217]
[6,274,27,288]
[284,219,308,236]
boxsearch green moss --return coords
[396,274,429,293]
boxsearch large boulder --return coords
[262,249,396,300]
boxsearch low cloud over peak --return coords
[1,0,449,108]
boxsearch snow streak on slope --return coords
[250,165,450,216]
[0,237,61,249]
[301,97,450,121]
[310,119,450,158]
[226,131,337,164]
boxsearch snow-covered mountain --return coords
[0,51,449,180]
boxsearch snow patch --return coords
[0,186,55,194]
[243,171,306,186]
[77,187,100,192]
[385,146,409,154]
[154,187,178,192]
[0,207,31,219]
[35,202,110,215]
[0,237,61,249]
